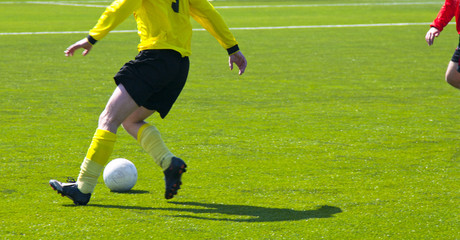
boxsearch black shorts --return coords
[451,35,460,63]
[114,50,189,118]
[451,47,460,63]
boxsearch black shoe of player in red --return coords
[49,179,91,205]
[163,157,187,199]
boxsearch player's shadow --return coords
[167,202,341,222]
[89,202,342,222]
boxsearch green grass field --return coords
[0,0,459,239]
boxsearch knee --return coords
[445,63,460,89]
[445,73,460,89]
[98,110,121,133]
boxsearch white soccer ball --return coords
[103,158,138,192]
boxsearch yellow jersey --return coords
[88,0,239,57]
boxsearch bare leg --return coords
[122,107,155,139]
[445,61,460,89]
[98,84,141,133]
[77,84,140,194]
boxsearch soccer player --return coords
[49,0,247,205]
[426,0,460,88]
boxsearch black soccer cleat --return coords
[163,157,187,199]
[49,179,91,205]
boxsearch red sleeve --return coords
[430,0,458,32]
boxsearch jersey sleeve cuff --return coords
[227,44,239,55]
[87,35,97,45]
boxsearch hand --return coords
[64,38,93,56]
[229,51,247,75]
[425,27,440,46]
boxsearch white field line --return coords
[0,30,135,35]
[0,23,432,36]
[0,1,443,8]
[229,22,432,30]
[0,1,108,7]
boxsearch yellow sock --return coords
[77,158,104,194]
[77,129,117,194]
[138,123,173,171]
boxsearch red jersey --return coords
[430,0,460,33]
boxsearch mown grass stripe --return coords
[0,22,433,36]
[0,1,444,8]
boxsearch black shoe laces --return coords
[66,177,76,183]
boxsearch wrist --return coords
[87,35,97,45]
[227,44,239,55]
[430,26,440,31]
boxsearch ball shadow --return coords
[110,189,150,194]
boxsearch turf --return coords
[0,0,459,239]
